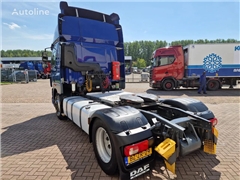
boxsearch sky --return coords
[1,0,239,51]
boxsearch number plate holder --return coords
[125,148,152,165]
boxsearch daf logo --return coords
[130,164,150,179]
[234,46,240,51]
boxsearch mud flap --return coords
[203,127,218,154]
[155,138,176,174]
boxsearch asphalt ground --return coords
[1,79,240,180]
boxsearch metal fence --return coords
[1,69,149,83]
[125,73,150,83]
[1,69,38,83]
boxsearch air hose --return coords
[86,75,92,92]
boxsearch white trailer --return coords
[183,43,240,89]
[184,43,240,77]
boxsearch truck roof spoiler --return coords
[59,1,120,25]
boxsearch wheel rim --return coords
[208,80,219,90]
[96,127,112,163]
[166,82,172,89]
[210,82,215,88]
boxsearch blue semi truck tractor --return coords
[42,2,219,179]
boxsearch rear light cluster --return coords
[209,117,218,126]
[124,139,153,157]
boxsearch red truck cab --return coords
[150,45,185,90]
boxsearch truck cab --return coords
[150,46,184,90]
[43,1,125,98]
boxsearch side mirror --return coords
[42,51,49,63]
[51,43,54,51]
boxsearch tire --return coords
[162,79,174,91]
[54,93,67,120]
[207,80,220,91]
[92,119,118,175]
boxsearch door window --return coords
[153,55,175,67]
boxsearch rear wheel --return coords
[162,79,174,91]
[92,119,118,175]
[54,93,67,120]
[207,80,220,91]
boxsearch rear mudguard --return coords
[113,130,155,180]
[159,97,215,119]
[89,106,155,180]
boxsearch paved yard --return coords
[1,80,240,180]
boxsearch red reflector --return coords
[112,61,120,80]
[210,118,218,126]
[124,140,149,156]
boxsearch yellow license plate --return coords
[126,148,152,165]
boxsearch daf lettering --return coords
[130,164,150,179]
[233,69,240,72]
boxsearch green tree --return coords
[136,58,146,68]
[0,50,52,57]
[1,39,240,58]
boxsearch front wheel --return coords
[92,119,118,175]
[54,93,67,120]
[162,79,174,91]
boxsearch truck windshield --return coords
[153,55,175,67]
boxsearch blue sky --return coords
[1,0,239,51]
